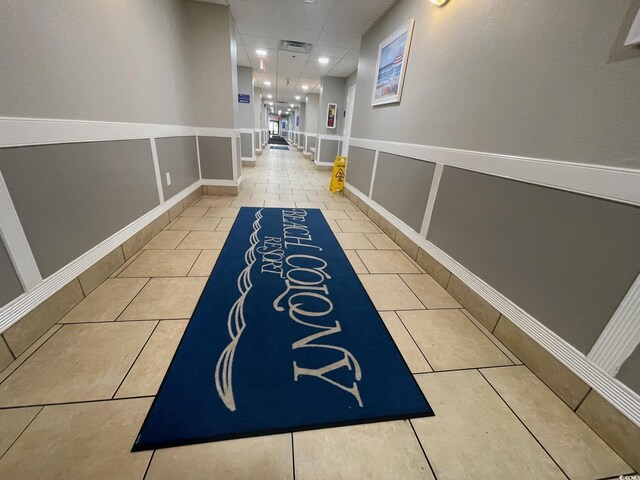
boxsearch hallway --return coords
[0,147,632,479]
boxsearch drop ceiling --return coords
[198,0,397,104]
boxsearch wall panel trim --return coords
[346,180,640,427]
[0,180,202,334]
[0,171,42,290]
[149,138,165,204]
[350,137,640,207]
[420,163,443,237]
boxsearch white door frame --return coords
[341,85,356,157]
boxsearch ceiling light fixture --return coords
[290,104,294,107]
[256,49,267,56]
[318,57,329,64]
[269,102,274,106]
[295,95,301,100]
[278,110,282,114]
[264,80,271,86]
[301,85,309,90]
[267,94,272,99]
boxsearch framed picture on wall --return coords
[326,103,337,129]
[371,19,415,106]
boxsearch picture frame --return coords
[371,19,415,106]
[326,103,337,129]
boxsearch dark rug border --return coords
[132,207,434,452]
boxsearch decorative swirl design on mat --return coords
[214,209,263,412]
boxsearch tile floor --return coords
[0,145,634,479]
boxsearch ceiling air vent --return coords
[280,39,313,54]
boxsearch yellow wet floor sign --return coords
[329,156,347,193]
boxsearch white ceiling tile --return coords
[236,21,278,38]
[311,45,348,58]
[277,51,310,63]
[230,0,279,26]
[280,27,322,45]
[241,34,278,49]
[317,31,360,49]
[237,48,252,67]
[331,0,394,20]
[322,14,374,37]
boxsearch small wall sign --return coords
[238,94,251,104]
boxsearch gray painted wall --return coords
[0,240,24,307]
[240,133,253,159]
[155,136,200,200]
[428,167,640,354]
[372,153,435,231]
[235,137,242,177]
[352,0,640,168]
[319,139,340,165]
[307,136,317,150]
[345,147,375,194]
[617,345,640,395]
[199,137,234,180]
[318,76,347,136]
[305,94,319,134]
[0,140,159,278]
[236,66,254,129]
[0,0,237,129]
[298,103,306,131]
[345,70,358,90]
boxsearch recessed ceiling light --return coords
[290,104,295,107]
[295,95,301,100]
[269,102,273,105]
[301,85,309,90]
[318,57,330,64]
[278,110,282,114]
[267,94,272,99]
[264,80,271,86]
[256,49,267,56]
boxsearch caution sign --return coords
[329,156,347,193]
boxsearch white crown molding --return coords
[0,180,202,334]
[349,137,640,207]
[346,181,640,427]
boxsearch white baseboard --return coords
[346,181,640,428]
[0,180,203,334]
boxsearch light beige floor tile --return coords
[61,278,148,323]
[335,219,380,233]
[324,202,356,211]
[0,322,155,406]
[146,434,293,480]
[177,231,229,249]
[345,210,370,221]
[307,194,335,203]
[325,219,342,233]
[180,206,209,217]
[0,398,153,480]
[195,196,232,207]
[167,217,221,231]
[280,194,308,202]
[358,274,424,311]
[251,193,280,201]
[400,274,461,309]
[461,310,522,364]
[78,247,125,295]
[115,320,188,398]
[142,230,189,249]
[379,312,432,373]
[294,421,433,480]
[119,277,206,320]
[0,325,62,384]
[365,233,400,250]
[412,370,565,479]
[320,209,350,220]
[110,249,143,277]
[204,206,240,218]
[482,366,631,479]
[188,250,220,276]
[334,233,375,250]
[265,199,297,208]
[447,275,501,331]
[0,406,42,457]
[357,250,420,274]
[230,198,265,207]
[295,201,326,209]
[215,217,236,231]
[400,309,512,370]
[344,250,368,274]
[118,249,199,277]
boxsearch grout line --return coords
[0,405,44,460]
[113,277,152,321]
[477,369,571,480]
[408,420,439,480]
[458,308,515,366]
[142,449,156,480]
[1,333,16,360]
[290,432,296,480]
[394,312,436,373]
[112,320,160,400]
[0,394,156,411]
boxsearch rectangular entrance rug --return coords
[133,207,433,451]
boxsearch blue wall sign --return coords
[238,94,250,104]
